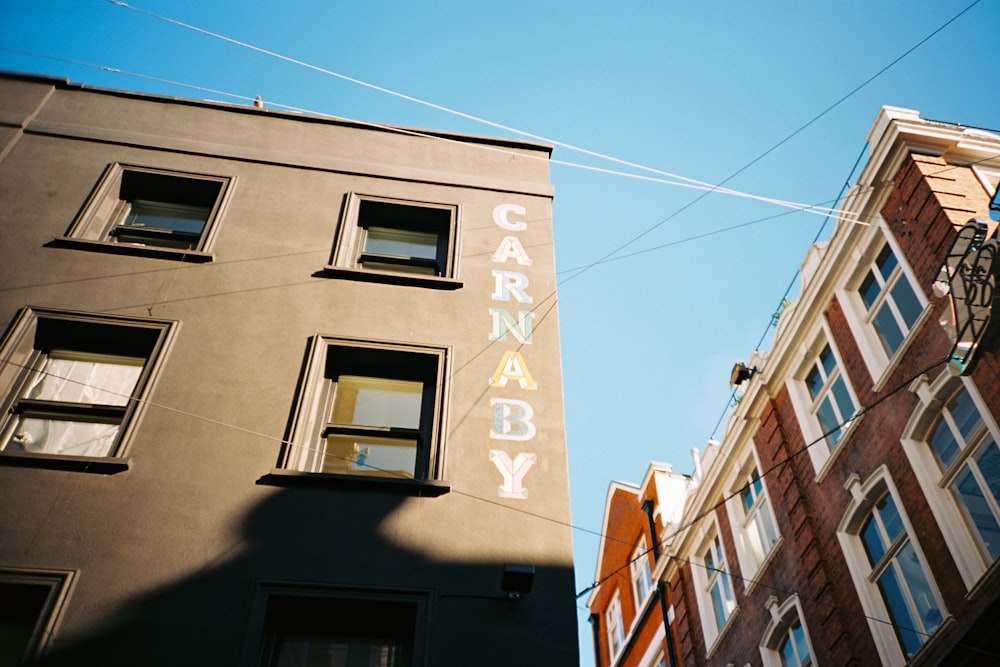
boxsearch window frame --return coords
[605,589,625,662]
[630,535,654,610]
[838,468,948,664]
[726,457,781,586]
[838,226,930,388]
[0,307,173,472]
[278,336,450,493]
[691,524,737,650]
[759,595,815,667]
[902,371,1000,591]
[242,583,429,667]
[0,568,75,665]
[786,328,861,476]
[57,163,233,262]
[326,193,462,289]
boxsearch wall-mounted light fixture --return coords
[501,564,535,600]
[730,361,757,386]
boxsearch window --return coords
[0,308,171,467]
[858,243,923,358]
[60,163,231,261]
[839,472,946,663]
[692,530,736,648]
[631,536,653,607]
[0,570,73,665]
[804,343,857,451]
[760,596,814,667]
[282,338,448,484]
[903,374,1000,589]
[606,591,625,660]
[738,467,780,570]
[259,593,422,667]
[328,194,460,287]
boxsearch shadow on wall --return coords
[32,486,578,667]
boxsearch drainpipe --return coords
[589,612,602,667]
[642,499,678,667]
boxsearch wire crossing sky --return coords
[1,2,998,662]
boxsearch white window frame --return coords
[606,589,625,661]
[725,455,781,587]
[759,595,815,667]
[691,523,737,650]
[786,327,861,476]
[837,224,931,389]
[837,467,948,664]
[902,371,1000,591]
[631,535,654,610]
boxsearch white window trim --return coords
[786,325,863,476]
[836,221,932,390]
[631,535,655,610]
[724,453,782,589]
[606,589,626,662]
[690,518,738,651]
[759,595,816,667]
[901,371,1000,590]
[837,466,949,665]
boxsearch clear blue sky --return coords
[2,1,998,663]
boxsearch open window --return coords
[281,337,449,487]
[327,194,461,289]
[0,308,172,470]
[60,163,232,261]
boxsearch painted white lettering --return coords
[491,236,533,266]
[491,269,533,303]
[490,398,537,441]
[489,309,533,344]
[489,450,536,499]
[492,203,528,231]
[489,351,537,390]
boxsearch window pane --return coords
[860,271,881,309]
[816,397,842,445]
[890,278,922,330]
[2,416,119,457]
[951,391,982,443]
[334,376,422,428]
[976,438,1000,502]
[872,303,904,355]
[897,541,942,634]
[819,345,836,377]
[323,434,417,478]
[861,514,887,566]
[29,355,143,407]
[929,419,961,470]
[875,245,897,282]
[276,637,399,667]
[0,582,50,666]
[953,449,1000,560]
[831,377,853,422]
[126,200,210,234]
[364,227,438,260]
[804,364,824,400]
[878,563,923,658]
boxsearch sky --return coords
[1,1,998,663]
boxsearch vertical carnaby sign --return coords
[487,203,538,499]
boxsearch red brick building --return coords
[588,107,1000,666]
